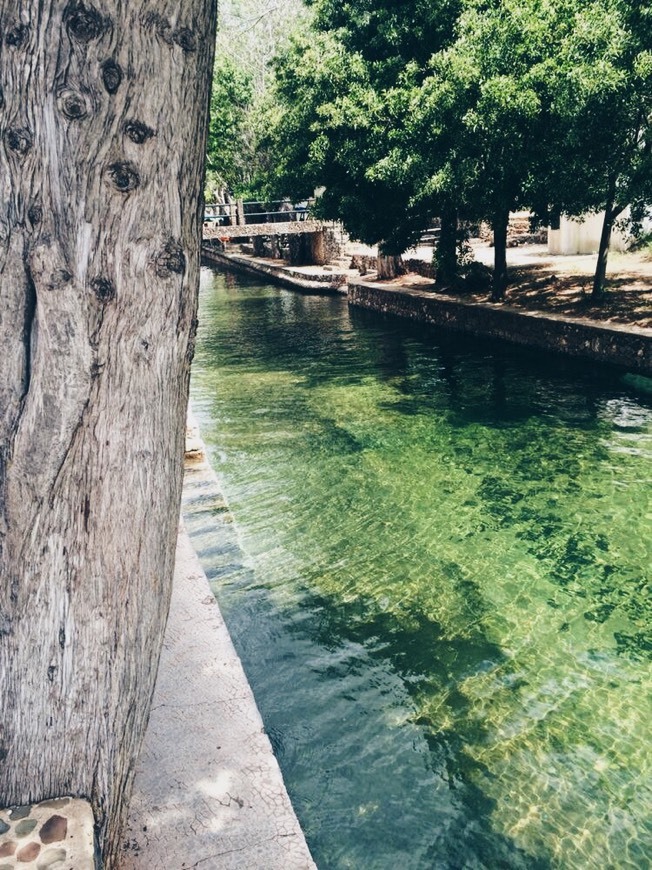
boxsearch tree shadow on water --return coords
[302,590,552,869]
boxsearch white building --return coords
[548,212,629,255]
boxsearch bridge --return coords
[202,199,338,267]
[203,218,327,239]
[203,198,328,238]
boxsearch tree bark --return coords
[377,246,404,279]
[0,2,216,867]
[435,205,458,287]
[491,210,509,301]
[592,193,624,301]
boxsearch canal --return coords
[185,266,651,869]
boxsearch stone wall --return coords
[348,279,652,374]
[349,255,436,279]
[287,229,342,266]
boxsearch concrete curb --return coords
[122,510,315,868]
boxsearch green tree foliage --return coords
[205,55,254,200]
[264,31,422,256]
[262,0,651,299]
[265,0,561,291]
[541,0,652,298]
[413,0,574,299]
[263,0,462,268]
[206,0,308,199]
[309,0,461,81]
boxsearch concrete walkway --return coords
[121,524,315,869]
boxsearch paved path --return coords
[122,515,315,869]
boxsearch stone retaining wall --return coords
[349,279,652,374]
[349,254,437,279]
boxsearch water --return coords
[186,266,652,869]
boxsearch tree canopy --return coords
[205,55,254,200]
[540,0,652,296]
[206,0,308,199]
[256,0,652,298]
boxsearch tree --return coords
[263,0,650,299]
[541,0,652,299]
[413,0,576,300]
[307,0,464,282]
[0,2,216,866]
[205,54,254,200]
[206,0,309,199]
[264,0,569,294]
[263,0,463,278]
[410,0,652,301]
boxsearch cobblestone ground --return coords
[0,798,95,869]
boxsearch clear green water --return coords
[187,267,652,869]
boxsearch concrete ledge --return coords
[121,523,315,869]
[201,247,347,295]
[349,278,652,374]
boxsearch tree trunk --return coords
[310,229,328,266]
[592,212,613,301]
[435,205,458,287]
[377,247,404,279]
[0,2,216,867]
[592,196,624,301]
[491,210,509,301]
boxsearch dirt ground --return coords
[392,243,652,330]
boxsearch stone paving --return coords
[0,798,95,869]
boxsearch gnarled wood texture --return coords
[0,2,216,865]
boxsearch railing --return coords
[204,199,313,227]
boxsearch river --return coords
[185,266,651,869]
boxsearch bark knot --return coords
[173,28,197,53]
[28,205,42,226]
[91,276,116,303]
[47,269,73,291]
[155,240,186,278]
[123,120,156,145]
[105,161,140,193]
[6,24,30,48]
[59,89,89,121]
[101,59,123,94]
[4,127,33,157]
[64,1,107,43]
